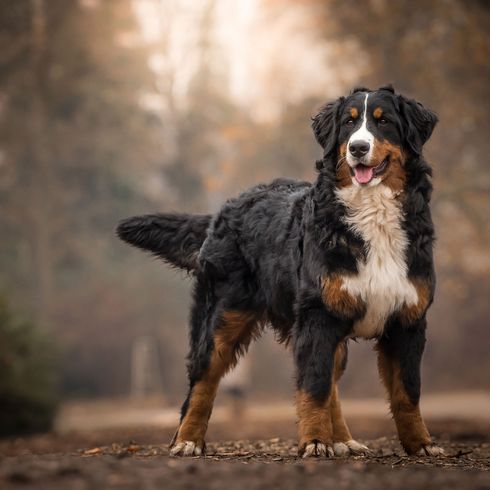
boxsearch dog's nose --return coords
[349,140,370,158]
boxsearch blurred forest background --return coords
[0,0,489,434]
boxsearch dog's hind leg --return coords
[330,342,370,456]
[376,319,444,456]
[170,293,260,457]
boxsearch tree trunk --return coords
[29,0,54,326]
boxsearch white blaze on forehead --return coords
[347,93,374,166]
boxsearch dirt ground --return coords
[0,399,489,490]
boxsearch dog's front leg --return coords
[376,318,444,456]
[294,297,347,458]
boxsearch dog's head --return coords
[312,85,438,188]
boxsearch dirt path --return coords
[0,437,489,490]
[1,395,489,489]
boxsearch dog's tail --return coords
[116,213,212,272]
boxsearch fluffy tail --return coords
[116,213,212,272]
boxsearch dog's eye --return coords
[345,118,355,126]
[378,118,388,126]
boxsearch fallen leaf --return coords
[127,445,141,453]
[84,447,103,456]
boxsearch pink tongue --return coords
[354,164,374,184]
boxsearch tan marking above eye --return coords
[349,107,359,119]
[373,107,383,119]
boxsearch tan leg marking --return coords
[330,384,352,443]
[171,311,260,456]
[331,343,351,443]
[399,278,432,325]
[377,347,442,456]
[297,342,365,458]
[297,390,334,457]
[321,274,365,319]
[331,344,370,456]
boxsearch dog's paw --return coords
[333,439,371,457]
[417,444,445,457]
[346,439,371,455]
[301,441,334,459]
[333,442,350,456]
[169,440,204,457]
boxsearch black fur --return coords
[378,318,427,406]
[312,97,345,158]
[117,213,211,272]
[398,95,438,156]
[117,85,438,451]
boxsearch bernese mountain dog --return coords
[117,85,444,458]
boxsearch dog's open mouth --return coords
[353,157,390,185]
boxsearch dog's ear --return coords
[398,95,438,155]
[312,96,344,157]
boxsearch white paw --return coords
[334,440,371,456]
[302,442,334,458]
[333,442,350,456]
[417,444,445,457]
[346,439,371,455]
[169,440,203,457]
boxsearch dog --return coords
[117,85,444,458]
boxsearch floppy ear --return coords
[312,96,344,157]
[398,95,438,155]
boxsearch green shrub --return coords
[0,298,58,436]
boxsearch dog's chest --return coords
[336,185,418,338]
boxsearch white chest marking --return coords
[335,184,418,338]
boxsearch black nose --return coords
[349,140,370,158]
